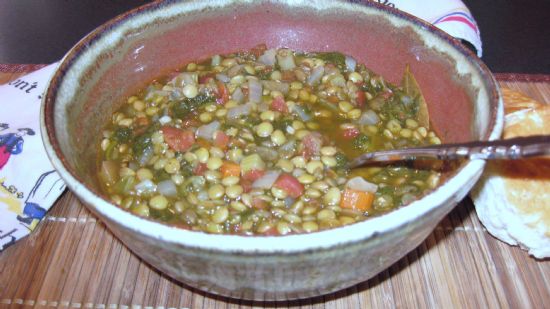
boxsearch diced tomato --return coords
[193,163,207,176]
[199,73,215,84]
[166,70,182,81]
[252,197,269,210]
[135,117,150,127]
[213,130,230,149]
[281,70,296,82]
[242,169,265,182]
[221,161,241,178]
[250,43,268,58]
[240,179,253,193]
[216,81,230,105]
[380,89,393,100]
[302,133,322,158]
[271,96,289,113]
[161,126,195,152]
[355,90,366,108]
[342,127,360,139]
[274,173,304,198]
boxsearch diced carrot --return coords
[196,139,211,148]
[271,96,288,113]
[342,127,360,139]
[161,126,195,152]
[274,173,304,198]
[242,169,265,182]
[327,95,340,104]
[213,130,230,149]
[216,81,230,105]
[221,161,241,178]
[252,197,269,210]
[340,188,374,212]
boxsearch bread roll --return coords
[471,89,550,259]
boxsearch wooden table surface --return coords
[1,66,549,309]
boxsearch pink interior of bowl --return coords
[45,0,499,191]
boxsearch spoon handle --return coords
[349,135,550,168]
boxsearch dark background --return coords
[0,0,548,74]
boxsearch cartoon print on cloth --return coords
[0,124,35,170]
[0,62,66,252]
[17,170,66,230]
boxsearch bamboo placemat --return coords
[1,66,549,309]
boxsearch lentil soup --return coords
[98,45,445,235]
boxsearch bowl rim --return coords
[41,0,503,254]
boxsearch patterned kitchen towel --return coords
[0,62,65,252]
[366,0,482,56]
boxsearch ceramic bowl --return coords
[41,0,502,300]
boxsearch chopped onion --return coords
[292,169,305,178]
[137,146,154,166]
[293,104,312,121]
[279,141,296,159]
[345,55,357,72]
[258,48,277,66]
[330,74,346,87]
[307,65,324,85]
[227,64,242,77]
[357,109,380,125]
[276,49,296,70]
[145,90,170,101]
[159,115,172,125]
[197,190,209,201]
[227,102,252,119]
[170,88,183,100]
[232,87,244,103]
[100,160,119,185]
[262,80,289,94]
[252,170,281,189]
[256,146,279,162]
[157,179,177,197]
[211,55,221,66]
[135,179,156,194]
[257,102,270,112]
[284,197,295,208]
[196,120,220,140]
[215,73,230,83]
[248,79,262,103]
[346,177,378,193]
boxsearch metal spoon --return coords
[348,135,550,168]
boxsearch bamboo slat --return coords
[1,67,549,309]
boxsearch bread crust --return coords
[471,89,550,258]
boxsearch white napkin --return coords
[0,0,482,252]
[0,62,65,252]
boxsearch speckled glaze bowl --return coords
[41,0,502,300]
